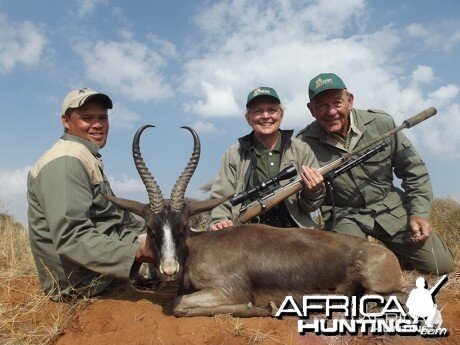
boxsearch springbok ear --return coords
[104,194,150,219]
[186,196,229,217]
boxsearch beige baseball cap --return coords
[61,87,113,114]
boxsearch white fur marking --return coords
[160,221,179,275]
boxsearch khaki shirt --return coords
[209,130,324,229]
[297,108,432,235]
[27,134,145,300]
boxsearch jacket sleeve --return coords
[296,143,325,212]
[34,156,139,280]
[120,210,146,240]
[209,148,238,228]
[392,129,433,219]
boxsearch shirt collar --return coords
[253,131,282,156]
[329,110,359,140]
[61,133,101,157]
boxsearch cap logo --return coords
[315,77,333,89]
[252,88,271,97]
[78,88,90,94]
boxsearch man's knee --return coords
[422,248,455,275]
[326,218,367,239]
[401,234,455,275]
[409,255,454,275]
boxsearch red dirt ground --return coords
[2,274,458,345]
[54,284,460,345]
[0,268,460,345]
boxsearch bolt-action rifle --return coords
[231,107,437,224]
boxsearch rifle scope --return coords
[229,164,297,206]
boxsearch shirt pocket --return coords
[359,146,392,181]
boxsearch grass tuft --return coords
[0,211,78,345]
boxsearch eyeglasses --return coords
[249,107,281,117]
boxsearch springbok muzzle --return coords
[160,259,180,276]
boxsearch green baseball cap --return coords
[308,73,347,100]
[246,86,280,108]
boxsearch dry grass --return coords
[430,197,460,255]
[429,198,460,298]
[0,211,78,345]
[214,314,283,344]
[0,213,35,275]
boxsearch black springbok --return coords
[106,125,406,317]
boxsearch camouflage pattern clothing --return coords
[27,133,145,301]
[210,130,324,229]
[297,108,454,274]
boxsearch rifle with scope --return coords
[231,141,387,213]
[231,106,437,224]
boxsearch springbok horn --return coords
[169,126,200,213]
[104,194,151,220]
[133,125,164,214]
[186,196,230,217]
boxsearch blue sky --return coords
[1,0,459,225]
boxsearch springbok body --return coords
[107,125,405,317]
[173,224,403,317]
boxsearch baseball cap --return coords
[246,87,280,108]
[308,73,347,101]
[61,87,113,114]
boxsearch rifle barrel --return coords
[237,107,437,223]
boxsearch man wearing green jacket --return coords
[27,87,156,301]
[297,73,454,274]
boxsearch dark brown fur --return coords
[171,223,404,317]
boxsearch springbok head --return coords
[106,125,226,281]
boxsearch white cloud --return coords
[185,82,239,118]
[428,84,459,107]
[146,33,178,58]
[194,0,365,39]
[76,0,108,18]
[418,103,460,159]
[108,174,145,194]
[353,26,401,61]
[406,21,460,52]
[0,167,30,197]
[109,102,140,128]
[0,14,47,73]
[191,121,217,133]
[183,0,370,122]
[75,39,173,101]
[406,23,428,37]
[299,0,366,37]
[411,65,435,85]
[181,0,460,158]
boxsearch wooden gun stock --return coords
[237,158,345,223]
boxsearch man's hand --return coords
[300,166,324,194]
[408,216,432,244]
[135,235,157,263]
[210,219,234,231]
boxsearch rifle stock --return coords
[237,107,437,224]
[237,156,353,222]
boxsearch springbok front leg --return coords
[172,289,273,317]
